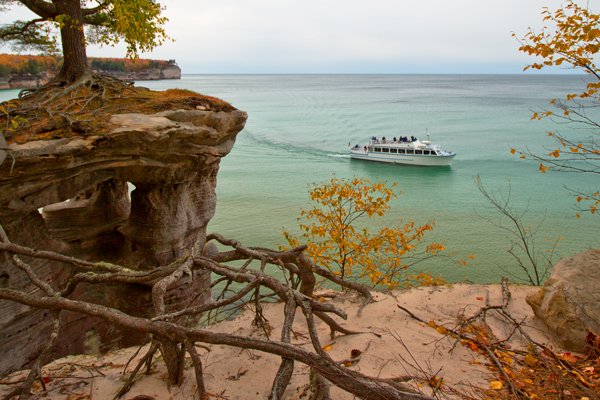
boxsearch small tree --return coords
[512,0,600,217]
[283,177,451,289]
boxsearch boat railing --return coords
[371,138,417,144]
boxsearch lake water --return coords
[2,74,597,284]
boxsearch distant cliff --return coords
[0,54,181,90]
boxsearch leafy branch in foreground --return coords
[283,177,467,290]
[511,0,600,217]
[475,176,562,286]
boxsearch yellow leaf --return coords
[322,344,334,352]
[436,326,449,334]
[510,148,516,154]
[427,321,437,328]
[525,354,537,367]
[490,381,503,390]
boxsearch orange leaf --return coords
[490,381,503,389]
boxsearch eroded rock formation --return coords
[0,106,247,374]
[526,249,600,352]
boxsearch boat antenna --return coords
[426,129,430,140]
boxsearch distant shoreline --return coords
[1,66,181,90]
[0,54,181,89]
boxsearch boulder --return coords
[526,249,600,352]
[0,106,247,374]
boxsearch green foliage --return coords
[283,177,457,290]
[90,0,172,59]
[90,58,125,72]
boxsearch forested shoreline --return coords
[0,54,180,89]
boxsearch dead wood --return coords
[0,225,436,400]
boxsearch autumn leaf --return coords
[322,344,334,352]
[436,326,449,334]
[525,353,537,367]
[490,380,503,389]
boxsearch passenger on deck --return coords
[382,136,386,142]
[393,137,397,142]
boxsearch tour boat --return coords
[349,133,456,166]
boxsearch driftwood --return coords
[0,224,434,400]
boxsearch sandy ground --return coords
[0,283,554,400]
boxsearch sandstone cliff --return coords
[0,88,247,375]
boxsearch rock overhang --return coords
[0,103,248,374]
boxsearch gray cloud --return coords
[0,0,587,73]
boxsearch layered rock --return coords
[96,65,182,81]
[526,249,600,352]
[0,73,53,90]
[0,106,247,374]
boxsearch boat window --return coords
[399,149,405,154]
[415,150,423,155]
[382,148,389,153]
[436,151,441,155]
[406,149,414,154]
[374,147,381,152]
[390,149,397,154]
[424,150,430,155]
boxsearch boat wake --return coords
[327,153,351,158]
[244,131,351,160]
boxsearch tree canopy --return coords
[283,177,457,289]
[0,0,170,83]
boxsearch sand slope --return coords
[0,284,552,400]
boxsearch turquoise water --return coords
[2,75,598,284]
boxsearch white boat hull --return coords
[350,136,456,166]
[350,151,455,166]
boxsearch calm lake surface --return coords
[2,74,597,284]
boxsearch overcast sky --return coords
[0,0,591,74]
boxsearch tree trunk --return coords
[53,0,89,84]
